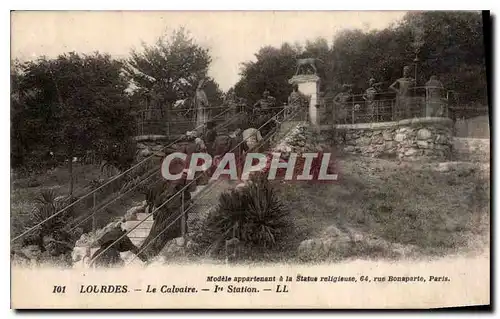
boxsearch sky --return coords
[11,11,407,91]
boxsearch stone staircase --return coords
[122,184,210,247]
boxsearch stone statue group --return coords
[325,66,447,124]
[293,62,447,125]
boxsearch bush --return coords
[17,190,77,255]
[192,173,291,258]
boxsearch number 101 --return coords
[52,285,66,293]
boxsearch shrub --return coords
[19,190,77,254]
[192,173,291,258]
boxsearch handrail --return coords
[10,108,232,243]
[64,110,246,234]
[88,107,289,266]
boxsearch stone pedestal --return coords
[289,75,320,131]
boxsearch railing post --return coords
[351,101,355,124]
[92,192,97,233]
[180,191,186,250]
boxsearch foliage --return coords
[233,11,488,107]
[193,174,291,257]
[11,52,136,192]
[124,27,224,114]
[20,190,77,254]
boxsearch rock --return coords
[139,149,152,157]
[346,139,357,146]
[404,148,418,156]
[435,134,448,144]
[158,237,192,257]
[365,146,375,153]
[382,131,393,141]
[417,141,429,149]
[394,133,406,142]
[385,141,395,150]
[137,143,148,149]
[435,162,476,173]
[125,204,146,221]
[356,136,371,146]
[297,239,325,258]
[152,145,164,151]
[372,135,384,145]
[20,245,42,261]
[344,146,355,153]
[297,225,352,260]
[153,151,166,157]
[417,128,432,140]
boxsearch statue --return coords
[389,66,415,120]
[332,84,353,124]
[363,78,378,121]
[425,75,445,117]
[253,90,277,130]
[295,58,323,76]
[195,78,209,132]
[286,84,305,119]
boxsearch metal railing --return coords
[135,105,235,137]
[89,107,302,267]
[11,107,233,244]
[320,86,454,125]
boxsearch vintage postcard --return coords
[10,10,490,309]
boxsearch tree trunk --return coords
[68,157,74,196]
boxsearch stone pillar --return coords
[289,75,321,131]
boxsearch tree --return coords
[233,11,487,108]
[233,43,299,105]
[124,28,224,115]
[12,52,135,194]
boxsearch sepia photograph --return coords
[9,9,491,309]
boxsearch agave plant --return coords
[22,190,76,252]
[197,173,290,256]
[240,175,289,248]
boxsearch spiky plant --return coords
[22,190,76,253]
[194,173,290,257]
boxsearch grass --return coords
[275,154,490,261]
[10,163,144,243]
[11,153,490,264]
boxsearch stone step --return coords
[122,182,221,244]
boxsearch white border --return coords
[3,1,497,317]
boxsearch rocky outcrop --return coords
[272,122,329,154]
[297,225,418,261]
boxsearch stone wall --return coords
[320,117,454,161]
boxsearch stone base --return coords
[288,74,321,84]
[289,75,320,129]
[320,117,454,161]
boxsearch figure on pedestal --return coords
[389,66,415,120]
[195,78,209,133]
[253,89,278,134]
[363,78,379,122]
[253,89,277,115]
[294,58,323,76]
[425,75,445,117]
[287,84,306,120]
[332,84,353,124]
